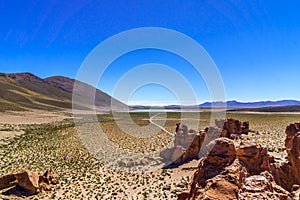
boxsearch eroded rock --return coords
[14,171,39,194]
[0,170,58,196]
[180,138,241,200]
[179,138,290,200]
[216,118,249,138]
[160,124,205,166]
[236,140,271,174]
[161,119,249,166]
[271,122,300,191]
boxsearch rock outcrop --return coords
[237,140,272,174]
[160,119,249,166]
[14,171,40,194]
[160,123,205,166]
[161,119,249,167]
[271,122,300,191]
[215,118,249,139]
[179,139,291,200]
[0,170,58,195]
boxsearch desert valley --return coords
[0,73,300,199]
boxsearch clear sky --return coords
[0,0,300,105]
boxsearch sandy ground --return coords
[0,110,73,124]
[0,130,25,145]
[0,131,24,140]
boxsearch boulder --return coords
[236,140,271,174]
[242,175,273,193]
[192,138,236,187]
[179,139,243,200]
[163,185,171,191]
[162,120,249,166]
[271,122,300,191]
[171,146,186,162]
[14,171,39,194]
[215,118,249,138]
[285,123,300,149]
[239,171,290,200]
[287,130,300,186]
[160,124,205,166]
[0,174,17,190]
[0,170,58,195]
[179,138,290,200]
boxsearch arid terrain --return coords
[1,109,300,199]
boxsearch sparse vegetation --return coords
[1,111,299,199]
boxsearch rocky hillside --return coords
[0,72,127,112]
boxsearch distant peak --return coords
[45,75,73,81]
[6,72,42,81]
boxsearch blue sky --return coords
[0,0,300,105]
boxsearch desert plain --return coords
[1,109,300,199]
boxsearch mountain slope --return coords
[0,72,127,112]
[45,76,127,111]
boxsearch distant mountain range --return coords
[132,100,300,111]
[1,72,300,113]
[0,72,126,112]
[198,100,300,108]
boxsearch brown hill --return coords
[0,72,127,112]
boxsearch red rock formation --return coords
[285,123,300,149]
[14,171,40,194]
[179,139,290,200]
[271,122,300,191]
[160,124,205,166]
[236,140,271,174]
[215,119,249,139]
[193,138,236,186]
[285,123,300,187]
[161,119,249,166]
[0,170,58,195]
[0,174,16,190]
[179,138,242,200]
[238,171,290,200]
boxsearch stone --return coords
[0,174,16,190]
[177,182,188,188]
[292,186,300,200]
[215,118,249,138]
[14,171,39,194]
[162,120,249,167]
[181,146,243,200]
[160,148,173,161]
[161,124,205,166]
[285,123,300,150]
[236,140,271,174]
[242,175,273,193]
[179,138,290,200]
[0,170,58,195]
[271,122,300,191]
[0,196,9,200]
[195,138,236,187]
[163,185,171,191]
